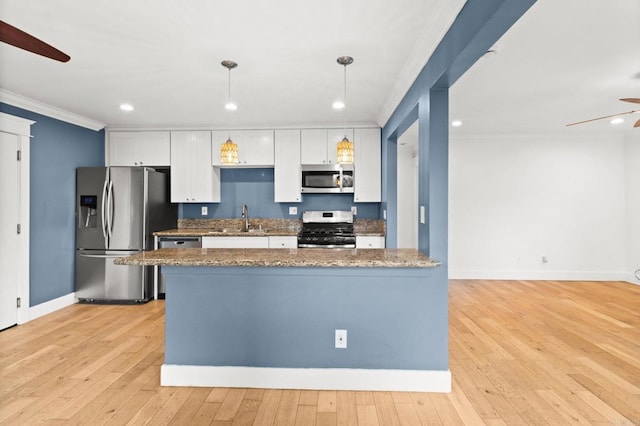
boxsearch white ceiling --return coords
[2,1,637,135]
[450,0,640,135]
[0,0,465,130]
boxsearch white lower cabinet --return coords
[202,236,269,248]
[268,236,297,248]
[356,236,385,248]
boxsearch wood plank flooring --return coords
[1,279,639,425]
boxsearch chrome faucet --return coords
[241,204,249,231]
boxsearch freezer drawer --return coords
[76,250,149,303]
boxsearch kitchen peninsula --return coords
[116,247,449,392]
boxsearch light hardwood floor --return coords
[1,280,639,425]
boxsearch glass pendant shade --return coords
[337,136,354,164]
[220,138,239,165]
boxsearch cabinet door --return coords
[327,128,353,165]
[354,128,381,202]
[171,131,219,203]
[268,236,298,248]
[135,132,171,166]
[300,129,328,164]
[274,130,301,202]
[108,132,138,166]
[170,132,194,202]
[212,130,274,167]
[202,236,269,248]
[241,130,274,166]
[109,131,170,166]
[356,236,385,248]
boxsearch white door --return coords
[0,131,20,330]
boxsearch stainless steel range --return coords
[297,210,356,248]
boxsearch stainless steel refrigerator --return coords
[75,167,176,303]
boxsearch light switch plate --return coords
[201,206,208,216]
[289,206,297,215]
[420,206,425,224]
[351,206,357,215]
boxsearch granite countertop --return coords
[154,228,299,237]
[115,248,439,268]
[154,218,385,237]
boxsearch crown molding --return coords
[376,0,466,128]
[0,89,106,131]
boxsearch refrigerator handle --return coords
[106,180,114,240]
[101,179,108,245]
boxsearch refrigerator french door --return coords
[75,167,174,303]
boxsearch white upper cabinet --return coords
[354,128,381,202]
[300,129,353,165]
[274,130,302,202]
[170,131,220,203]
[107,131,171,167]
[211,130,274,167]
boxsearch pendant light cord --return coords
[343,63,347,138]
[227,67,231,139]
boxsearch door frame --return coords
[0,112,33,324]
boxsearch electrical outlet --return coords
[335,329,347,349]
[289,206,297,215]
[420,206,425,224]
[351,206,357,215]
[201,206,208,216]
[383,209,387,220]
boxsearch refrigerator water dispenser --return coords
[79,195,97,228]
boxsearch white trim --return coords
[623,273,640,286]
[161,365,451,393]
[0,89,106,131]
[28,293,77,322]
[376,0,466,127]
[449,269,629,282]
[1,113,33,326]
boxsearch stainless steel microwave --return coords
[301,164,354,193]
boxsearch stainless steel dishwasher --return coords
[158,236,201,299]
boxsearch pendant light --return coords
[336,56,354,164]
[220,60,239,165]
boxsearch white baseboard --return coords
[623,273,640,286]
[27,293,77,322]
[161,365,451,393]
[449,269,628,282]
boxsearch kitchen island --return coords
[116,248,449,392]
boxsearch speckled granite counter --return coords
[154,218,385,237]
[115,248,439,268]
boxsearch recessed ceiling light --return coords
[119,103,134,112]
[451,120,462,127]
[332,101,345,110]
[610,117,624,125]
[225,102,237,111]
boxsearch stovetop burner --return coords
[298,210,356,248]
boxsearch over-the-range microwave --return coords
[301,164,354,193]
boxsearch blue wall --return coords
[0,103,104,306]
[180,168,380,219]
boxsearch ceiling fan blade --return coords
[621,98,640,104]
[0,20,70,62]
[635,117,640,128]
[566,110,639,126]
